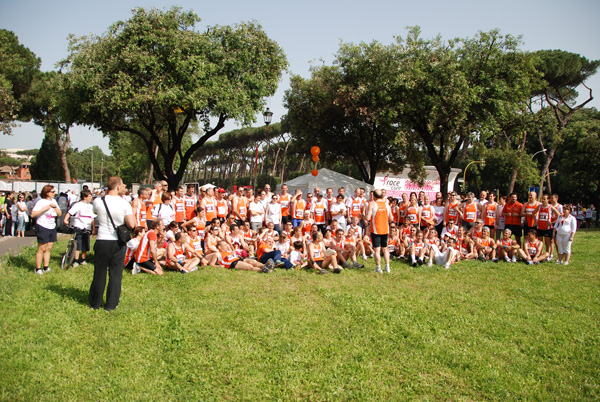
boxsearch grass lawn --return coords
[1,230,599,401]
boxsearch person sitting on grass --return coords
[427,236,459,269]
[307,231,341,274]
[476,226,498,262]
[166,232,200,273]
[288,240,307,270]
[517,229,549,265]
[329,228,355,269]
[441,218,458,242]
[133,219,166,276]
[185,225,213,267]
[496,228,519,263]
[214,240,274,272]
[344,228,364,268]
[204,224,222,260]
[125,226,145,273]
[455,226,477,261]
[409,229,428,267]
[257,236,293,269]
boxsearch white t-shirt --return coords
[93,195,133,241]
[249,201,265,223]
[330,202,347,224]
[67,201,96,230]
[433,205,445,226]
[32,199,59,230]
[266,202,282,224]
[289,250,303,265]
[153,203,176,226]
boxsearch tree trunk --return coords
[508,131,528,195]
[539,143,557,194]
[271,146,281,176]
[435,164,451,201]
[54,126,71,182]
[279,142,290,183]
[146,144,159,185]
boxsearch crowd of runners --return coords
[1,181,594,275]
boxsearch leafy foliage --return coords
[61,7,287,189]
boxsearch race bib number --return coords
[539,212,548,221]
[218,206,227,215]
[466,211,476,220]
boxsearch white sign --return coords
[374,167,461,199]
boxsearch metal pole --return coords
[462,160,485,192]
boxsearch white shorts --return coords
[431,245,457,265]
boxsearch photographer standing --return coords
[89,177,134,311]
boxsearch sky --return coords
[1,0,599,154]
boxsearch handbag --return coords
[102,197,132,244]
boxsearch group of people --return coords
[10,177,585,310]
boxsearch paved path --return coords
[0,235,38,257]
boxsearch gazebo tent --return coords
[277,168,373,195]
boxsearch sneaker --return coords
[43,267,51,273]
[333,267,342,274]
[180,268,189,274]
[417,258,424,266]
[478,253,486,262]
[35,269,43,275]
[344,261,353,269]
[399,255,406,259]
[384,266,391,273]
[511,256,517,263]
[555,260,562,265]
[188,266,198,273]
[411,260,417,267]
[527,260,533,265]
[81,261,88,266]
[363,255,368,261]
[563,261,569,266]
[293,264,302,271]
[549,254,554,261]
[533,261,539,265]
[375,267,383,273]
[274,259,284,267]
[318,269,330,275]
[132,263,141,275]
[444,262,451,270]
[353,261,364,268]
[492,258,499,263]
[265,259,275,272]
[73,262,79,267]
[427,260,433,267]
[504,256,511,263]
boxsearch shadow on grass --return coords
[46,284,89,306]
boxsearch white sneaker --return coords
[81,261,88,266]
[427,260,433,267]
[504,256,510,263]
[444,262,451,270]
[363,255,368,261]
[511,256,517,263]
[375,267,382,273]
[73,262,79,267]
[385,266,391,273]
[132,263,141,275]
[563,261,569,266]
[35,269,43,275]
[43,267,51,273]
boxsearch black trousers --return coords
[89,240,126,310]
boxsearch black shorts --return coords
[314,260,323,268]
[537,229,552,238]
[485,225,495,231]
[75,229,91,252]
[370,233,388,248]
[36,224,57,244]
[139,260,156,271]
[506,224,522,238]
[229,259,240,270]
[462,220,476,230]
[281,216,292,225]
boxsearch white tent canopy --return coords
[277,168,373,195]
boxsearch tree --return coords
[532,50,599,193]
[61,7,287,189]
[0,29,41,134]
[553,108,600,204]
[31,134,64,180]
[284,41,405,184]
[24,71,75,181]
[391,28,538,199]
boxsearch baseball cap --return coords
[217,188,225,193]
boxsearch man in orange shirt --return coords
[173,186,186,226]
[215,188,229,223]
[503,192,524,247]
[365,189,393,273]
[278,184,292,225]
[183,184,197,221]
[311,192,328,234]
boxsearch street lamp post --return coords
[254,108,273,189]
[462,160,485,192]
[531,148,547,160]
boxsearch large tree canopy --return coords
[0,29,41,134]
[284,42,405,184]
[390,28,539,198]
[61,7,287,189]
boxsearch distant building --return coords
[0,162,31,181]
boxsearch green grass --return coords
[1,231,599,401]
